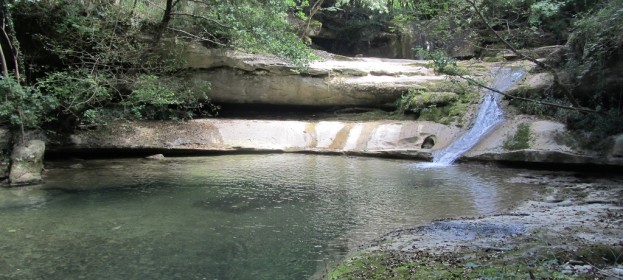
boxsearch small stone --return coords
[69,163,84,169]
[145,154,165,160]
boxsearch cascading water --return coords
[432,67,525,165]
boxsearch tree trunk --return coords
[301,0,325,40]
[152,0,179,48]
[0,0,22,81]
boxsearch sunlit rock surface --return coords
[54,119,460,159]
[183,45,450,107]
[464,116,623,166]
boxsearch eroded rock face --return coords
[53,119,461,159]
[9,140,45,186]
[464,117,623,166]
[183,44,454,107]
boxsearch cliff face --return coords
[44,48,623,168]
[181,44,456,108]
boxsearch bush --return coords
[0,76,59,129]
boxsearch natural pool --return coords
[0,154,538,279]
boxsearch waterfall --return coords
[432,67,525,165]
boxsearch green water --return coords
[0,154,536,279]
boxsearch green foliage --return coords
[9,0,232,130]
[415,48,466,76]
[334,0,389,12]
[328,249,575,280]
[122,75,215,121]
[504,123,533,150]
[396,85,475,126]
[567,0,623,81]
[182,0,317,67]
[396,87,425,114]
[35,70,112,118]
[0,76,59,129]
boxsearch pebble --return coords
[145,154,165,160]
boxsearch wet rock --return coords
[69,163,85,169]
[145,154,165,160]
[9,140,45,186]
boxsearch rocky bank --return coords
[325,171,623,279]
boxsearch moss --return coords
[574,245,623,266]
[328,247,576,280]
[504,123,534,150]
[408,92,459,108]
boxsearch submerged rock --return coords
[9,140,45,186]
[0,186,47,209]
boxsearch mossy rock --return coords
[503,123,534,151]
[408,92,459,108]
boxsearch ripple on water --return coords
[0,154,537,280]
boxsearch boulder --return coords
[9,140,46,186]
[464,117,623,166]
[506,72,554,98]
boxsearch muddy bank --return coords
[326,172,623,279]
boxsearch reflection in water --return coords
[0,154,535,280]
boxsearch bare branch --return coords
[167,27,227,47]
[465,0,584,110]
[453,72,600,114]
[170,12,232,29]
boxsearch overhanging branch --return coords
[465,0,584,110]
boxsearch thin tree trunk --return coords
[301,0,325,40]
[152,0,180,48]
[0,1,20,80]
[0,40,8,77]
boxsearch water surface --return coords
[0,154,537,279]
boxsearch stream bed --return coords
[0,154,539,279]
